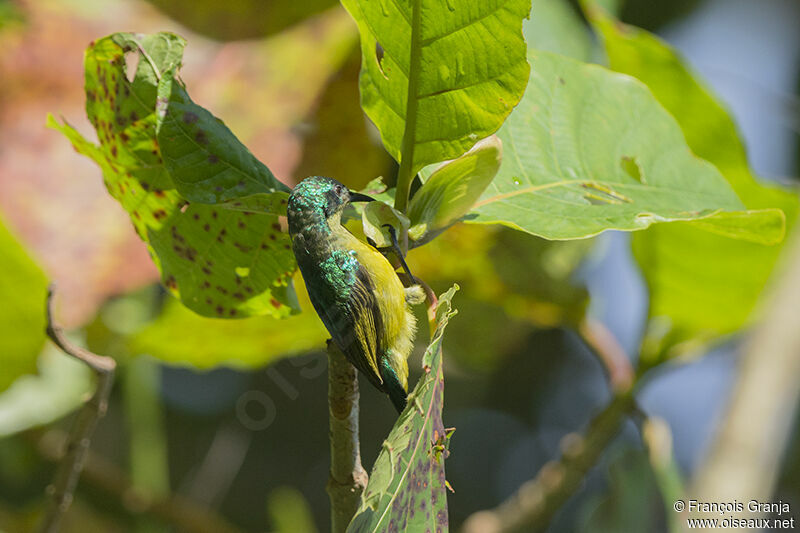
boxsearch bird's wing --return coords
[343,266,384,384]
[303,252,384,390]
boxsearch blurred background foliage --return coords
[0,0,798,532]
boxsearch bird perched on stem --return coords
[287,176,423,412]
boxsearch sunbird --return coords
[287,176,423,412]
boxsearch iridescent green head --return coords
[287,176,372,234]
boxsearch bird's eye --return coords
[335,184,344,195]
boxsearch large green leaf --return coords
[49,32,297,319]
[348,286,458,533]
[524,0,592,61]
[0,218,48,393]
[340,0,531,175]
[129,277,327,369]
[469,50,782,242]
[583,3,799,359]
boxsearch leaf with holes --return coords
[469,50,781,241]
[582,2,799,360]
[0,218,48,393]
[48,32,297,319]
[348,286,458,533]
[340,0,531,177]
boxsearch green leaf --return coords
[0,218,48,393]
[49,32,298,319]
[0,347,92,437]
[158,83,290,204]
[408,136,501,243]
[129,278,327,369]
[469,50,774,240]
[142,0,337,41]
[217,192,291,217]
[340,0,531,174]
[524,0,592,61]
[582,3,800,360]
[348,286,458,533]
[361,201,410,249]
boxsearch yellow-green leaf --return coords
[341,0,531,175]
[408,136,501,244]
[470,51,768,240]
[0,218,48,393]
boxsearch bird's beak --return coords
[349,191,375,203]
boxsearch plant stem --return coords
[460,389,636,533]
[40,285,117,533]
[394,0,422,214]
[123,356,170,533]
[326,340,368,532]
[578,317,634,393]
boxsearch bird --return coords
[287,176,423,412]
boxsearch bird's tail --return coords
[380,358,408,413]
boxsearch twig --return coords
[326,340,368,533]
[32,429,244,533]
[690,218,800,514]
[40,285,117,533]
[578,317,635,392]
[461,389,635,533]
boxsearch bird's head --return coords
[287,176,373,234]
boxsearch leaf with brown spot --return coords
[49,33,298,319]
[157,80,290,204]
[348,286,457,533]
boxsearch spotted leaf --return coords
[348,286,458,533]
[157,82,291,204]
[49,32,297,318]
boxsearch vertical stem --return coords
[394,0,422,214]
[123,356,170,533]
[326,341,368,532]
[40,286,117,533]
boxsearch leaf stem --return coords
[578,317,634,393]
[39,285,117,533]
[326,341,369,532]
[394,0,423,214]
